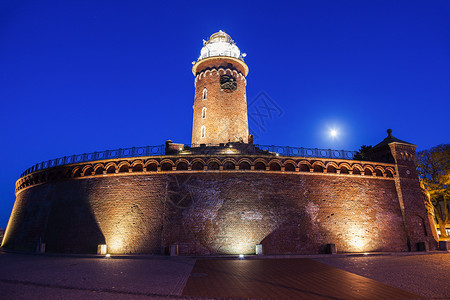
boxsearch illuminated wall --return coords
[163,173,408,254]
[2,155,437,254]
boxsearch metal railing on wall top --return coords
[20,144,357,177]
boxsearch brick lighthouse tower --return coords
[191,31,249,146]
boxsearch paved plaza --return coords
[0,250,449,299]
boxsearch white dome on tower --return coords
[197,30,246,61]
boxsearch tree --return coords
[354,145,373,161]
[416,144,450,238]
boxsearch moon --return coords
[330,129,337,137]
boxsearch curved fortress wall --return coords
[3,154,437,254]
[6,175,166,253]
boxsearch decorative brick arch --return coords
[93,163,105,175]
[268,159,282,171]
[117,161,131,173]
[312,161,325,173]
[351,163,363,175]
[297,160,312,172]
[252,158,268,166]
[283,159,297,167]
[374,166,385,177]
[338,162,351,170]
[81,165,93,176]
[105,162,117,174]
[222,158,238,165]
[363,165,375,176]
[339,162,351,174]
[190,158,206,165]
[206,158,221,170]
[385,167,395,177]
[253,158,268,171]
[222,158,237,170]
[190,158,206,171]
[72,167,82,177]
[160,159,174,171]
[297,160,312,168]
[175,159,189,170]
[237,158,252,170]
[283,159,297,172]
[326,162,339,173]
[144,159,159,168]
[131,160,144,172]
[131,160,144,167]
[175,158,189,165]
[206,158,222,166]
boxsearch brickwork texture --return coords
[2,164,437,254]
[192,57,249,145]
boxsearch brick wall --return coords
[163,173,408,254]
[3,175,166,254]
[389,143,438,250]
[4,169,434,255]
[192,57,249,145]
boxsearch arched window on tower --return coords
[202,107,207,119]
[202,88,207,100]
[201,125,206,138]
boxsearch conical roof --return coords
[373,129,414,148]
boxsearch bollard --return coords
[326,243,337,254]
[256,244,263,255]
[97,244,107,255]
[170,244,179,256]
[439,241,449,251]
[416,242,429,252]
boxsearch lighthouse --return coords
[191,31,249,146]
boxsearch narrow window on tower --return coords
[201,125,206,138]
[202,88,207,100]
[202,107,207,119]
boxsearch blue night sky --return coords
[1,1,449,228]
